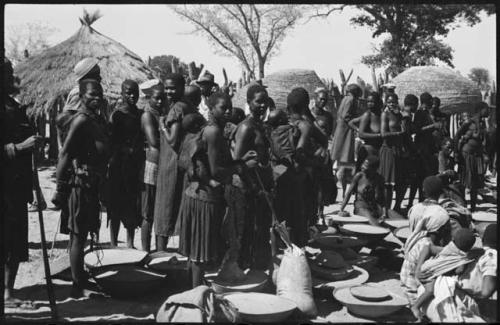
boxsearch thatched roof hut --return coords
[232,69,329,111]
[391,66,482,114]
[14,11,153,117]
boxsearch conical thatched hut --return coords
[233,69,330,112]
[391,66,482,114]
[14,11,153,118]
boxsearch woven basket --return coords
[392,66,482,114]
[90,264,166,298]
[223,292,297,322]
[334,285,408,319]
[232,69,329,111]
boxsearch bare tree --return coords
[5,21,58,66]
[171,4,304,79]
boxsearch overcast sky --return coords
[4,4,497,85]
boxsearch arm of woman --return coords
[347,115,360,132]
[415,245,432,280]
[232,123,253,160]
[142,112,160,150]
[475,275,497,300]
[453,122,470,151]
[339,172,361,212]
[295,120,314,166]
[161,120,181,147]
[52,114,87,207]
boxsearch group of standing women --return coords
[336,87,494,227]
[49,58,336,293]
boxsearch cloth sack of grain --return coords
[276,244,317,317]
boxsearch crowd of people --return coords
[3,55,496,320]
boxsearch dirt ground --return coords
[4,165,497,322]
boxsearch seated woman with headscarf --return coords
[400,176,451,304]
[419,224,497,322]
[411,228,477,321]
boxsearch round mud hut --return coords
[232,69,331,113]
[391,66,482,114]
[13,11,153,158]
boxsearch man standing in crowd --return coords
[195,72,216,120]
[3,57,43,309]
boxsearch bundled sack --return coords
[156,285,240,323]
[276,244,317,317]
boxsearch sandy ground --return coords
[4,165,497,322]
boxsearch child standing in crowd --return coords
[108,80,143,249]
[140,81,166,252]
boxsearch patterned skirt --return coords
[460,151,484,189]
[68,175,101,236]
[178,183,225,263]
[379,145,397,185]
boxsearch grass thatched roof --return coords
[14,10,153,117]
[232,69,329,111]
[391,66,482,114]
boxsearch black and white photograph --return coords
[2,3,497,322]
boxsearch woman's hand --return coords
[242,150,257,161]
[245,158,259,169]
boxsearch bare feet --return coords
[411,305,423,322]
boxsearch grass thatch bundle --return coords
[391,66,482,114]
[14,10,153,117]
[232,69,329,111]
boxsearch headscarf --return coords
[404,209,449,257]
[140,79,162,97]
[74,57,99,82]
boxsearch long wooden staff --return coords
[32,153,58,320]
[253,170,292,248]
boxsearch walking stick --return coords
[32,153,59,320]
[253,170,292,248]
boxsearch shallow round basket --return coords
[309,263,355,282]
[326,214,369,226]
[383,219,409,230]
[393,226,411,243]
[90,264,166,298]
[313,234,368,250]
[84,248,148,269]
[350,284,391,302]
[349,255,378,272]
[333,285,408,319]
[322,204,338,215]
[472,212,497,223]
[144,251,188,273]
[205,269,268,294]
[339,224,390,241]
[312,265,369,291]
[223,292,297,322]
